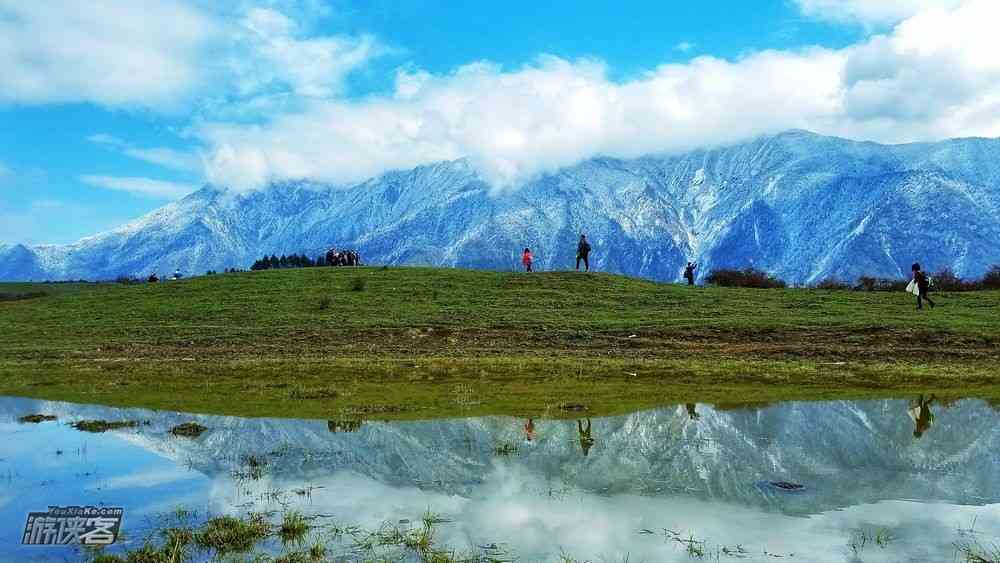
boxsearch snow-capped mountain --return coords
[3,130,1000,283]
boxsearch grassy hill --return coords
[2,267,999,419]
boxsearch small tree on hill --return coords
[706,268,786,289]
[982,265,1000,290]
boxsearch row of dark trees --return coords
[250,254,325,271]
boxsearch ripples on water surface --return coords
[2,396,999,562]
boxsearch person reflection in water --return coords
[686,403,700,420]
[578,418,595,456]
[909,394,936,438]
[524,418,536,442]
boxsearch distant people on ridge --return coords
[148,272,159,283]
[578,418,595,456]
[909,394,936,438]
[910,263,935,310]
[522,248,534,273]
[325,248,361,268]
[684,262,698,286]
[576,235,591,272]
[686,403,700,420]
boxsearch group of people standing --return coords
[325,248,362,267]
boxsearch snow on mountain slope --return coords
[2,131,999,283]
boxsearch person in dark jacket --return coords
[684,262,697,286]
[578,418,595,456]
[909,394,936,438]
[576,235,591,272]
[912,263,935,310]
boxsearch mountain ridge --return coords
[3,130,999,283]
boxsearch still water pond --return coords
[2,396,999,562]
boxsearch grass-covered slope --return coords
[2,267,999,419]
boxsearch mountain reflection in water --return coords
[2,396,999,562]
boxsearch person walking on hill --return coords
[522,248,534,272]
[576,235,591,272]
[684,262,697,286]
[911,263,935,310]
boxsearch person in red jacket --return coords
[522,247,534,272]
[524,418,535,442]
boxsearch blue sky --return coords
[1,0,996,245]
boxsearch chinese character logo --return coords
[23,506,123,546]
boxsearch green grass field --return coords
[2,267,999,419]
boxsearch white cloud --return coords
[80,175,199,199]
[229,7,384,99]
[794,0,967,25]
[0,0,217,109]
[197,0,1000,191]
[0,1,385,110]
[199,51,846,190]
[675,42,695,53]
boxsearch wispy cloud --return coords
[675,41,695,53]
[80,175,198,199]
[87,133,128,147]
[88,134,202,174]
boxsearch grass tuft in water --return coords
[849,527,893,556]
[492,440,519,456]
[278,510,311,544]
[18,413,57,423]
[72,419,141,433]
[168,422,207,438]
[956,540,1000,563]
[194,513,270,554]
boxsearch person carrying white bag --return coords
[909,263,935,310]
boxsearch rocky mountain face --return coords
[3,130,999,283]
